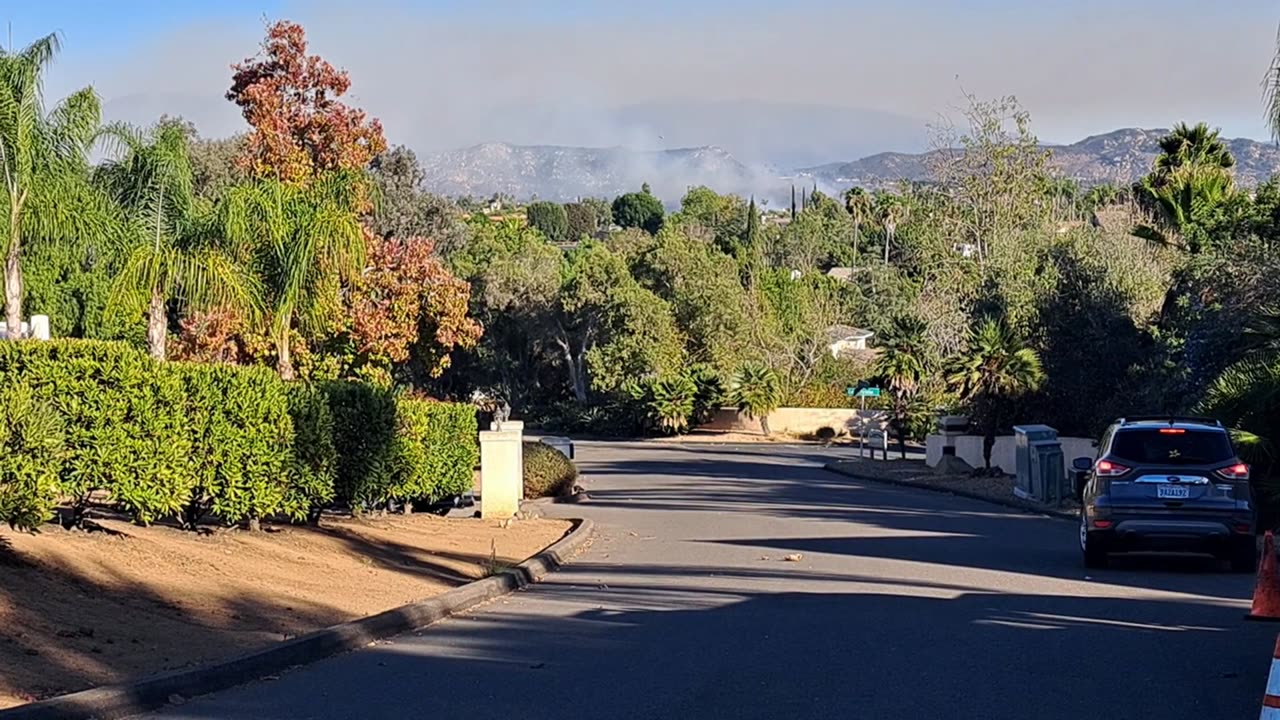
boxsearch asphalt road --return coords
[141,442,1277,720]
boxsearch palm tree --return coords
[221,172,365,379]
[948,318,1045,470]
[873,316,929,459]
[729,362,781,436]
[95,122,255,360]
[1154,122,1235,176]
[874,193,907,265]
[1133,123,1236,252]
[1267,25,1280,142]
[843,187,871,265]
[0,33,111,338]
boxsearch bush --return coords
[284,384,338,521]
[0,341,477,527]
[321,380,398,510]
[176,363,293,528]
[320,383,477,511]
[729,362,781,435]
[523,442,577,498]
[0,385,65,530]
[388,397,478,508]
[0,340,194,525]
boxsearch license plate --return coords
[1158,485,1191,500]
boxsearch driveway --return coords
[140,442,1276,720]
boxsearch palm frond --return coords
[1266,26,1280,144]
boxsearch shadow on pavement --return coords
[145,579,1276,720]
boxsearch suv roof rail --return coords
[1117,415,1222,427]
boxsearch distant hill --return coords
[419,129,1280,204]
[799,128,1280,189]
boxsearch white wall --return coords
[926,434,1097,475]
[701,407,885,436]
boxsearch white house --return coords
[826,325,875,359]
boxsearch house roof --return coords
[825,325,874,343]
[826,267,869,282]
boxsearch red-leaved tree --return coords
[227,20,387,184]
[349,235,483,378]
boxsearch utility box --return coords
[1013,425,1066,504]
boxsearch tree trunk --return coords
[5,228,22,340]
[883,227,893,265]
[983,419,996,470]
[899,420,909,459]
[275,310,294,379]
[146,291,167,360]
[557,334,588,403]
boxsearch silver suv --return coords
[1075,417,1256,571]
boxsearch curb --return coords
[823,462,1077,521]
[1,518,595,720]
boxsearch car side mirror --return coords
[1072,457,1093,472]
[1090,439,1098,448]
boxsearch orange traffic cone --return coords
[1248,532,1280,622]
[1261,635,1280,719]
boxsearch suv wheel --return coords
[1230,536,1258,574]
[1080,512,1108,569]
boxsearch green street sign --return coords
[846,386,858,397]
[856,387,882,398]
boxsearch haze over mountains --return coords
[418,128,1280,204]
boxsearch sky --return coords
[8,0,1280,165]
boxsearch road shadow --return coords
[139,581,1276,720]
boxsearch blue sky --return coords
[7,0,1280,161]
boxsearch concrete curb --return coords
[1,518,595,720]
[823,462,1077,521]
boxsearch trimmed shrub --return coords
[176,363,293,528]
[321,380,398,510]
[523,442,577,498]
[320,385,476,511]
[400,398,478,502]
[0,385,65,530]
[0,340,194,525]
[284,384,339,521]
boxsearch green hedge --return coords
[0,340,194,525]
[0,341,478,530]
[0,385,65,529]
[177,363,293,528]
[322,383,478,511]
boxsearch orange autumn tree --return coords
[227,19,386,183]
[348,235,482,383]
[179,19,481,385]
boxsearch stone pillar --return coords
[479,429,521,519]
[490,420,525,500]
[29,315,50,341]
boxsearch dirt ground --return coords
[0,514,571,708]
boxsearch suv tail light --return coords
[1095,460,1130,477]
[1214,463,1250,481]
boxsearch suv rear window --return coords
[1110,429,1233,465]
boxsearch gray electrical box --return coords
[1013,425,1066,504]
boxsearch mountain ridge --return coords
[419,128,1280,203]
